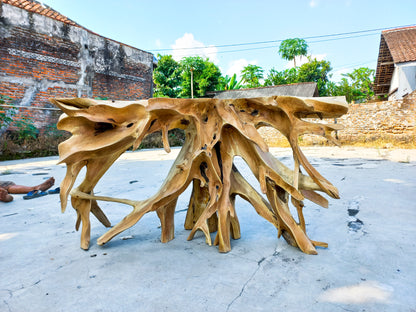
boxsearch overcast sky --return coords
[41,0,416,82]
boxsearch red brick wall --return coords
[0,2,154,133]
[0,82,26,100]
[92,73,151,100]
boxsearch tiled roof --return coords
[382,26,416,64]
[1,0,82,28]
[374,26,416,96]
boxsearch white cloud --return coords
[226,59,258,80]
[171,33,218,64]
[285,53,327,69]
[310,0,351,8]
[331,67,352,82]
[309,0,319,7]
[155,39,162,48]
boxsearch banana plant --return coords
[218,73,244,91]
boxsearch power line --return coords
[173,45,276,58]
[150,24,415,53]
[307,33,378,44]
[152,39,278,52]
[171,33,380,58]
[332,59,376,71]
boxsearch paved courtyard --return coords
[1,147,415,312]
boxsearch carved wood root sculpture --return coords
[51,96,347,254]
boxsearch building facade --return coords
[374,26,416,100]
[0,0,155,130]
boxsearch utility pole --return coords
[190,67,194,99]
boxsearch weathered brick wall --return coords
[337,91,415,143]
[259,91,416,145]
[0,2,154,132]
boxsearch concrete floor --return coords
[1,147,415,312]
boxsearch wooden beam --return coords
[380,61,395,66]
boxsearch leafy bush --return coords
[10,116,39,141]
[0,123,70,160]
[0,95,15,133]
[138,129,185,149]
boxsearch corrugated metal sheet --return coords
[213,82,318,99]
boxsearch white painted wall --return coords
[389,61,416,100]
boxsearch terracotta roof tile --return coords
[1,0,81,27]
[382,26,416,64]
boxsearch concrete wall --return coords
[0,2,154,131]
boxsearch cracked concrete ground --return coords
[1,147,415,312]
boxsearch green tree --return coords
[264,67,297,86]
[278,38,308,67]
[241,64,264,88]
[327,67,375,103]
[342,67,375,102]
[264,57,332,96]
[326,79,355,103]
[217,73,243,91]
[153,54,182,98]
[296,57,332,95]
[179,56,221,98]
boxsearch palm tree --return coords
[278,38,308,67]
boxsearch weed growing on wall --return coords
[0,95,16,134]
[11,116,40,141]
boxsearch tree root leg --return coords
[52,96,347,254]
[157,198,177,243]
